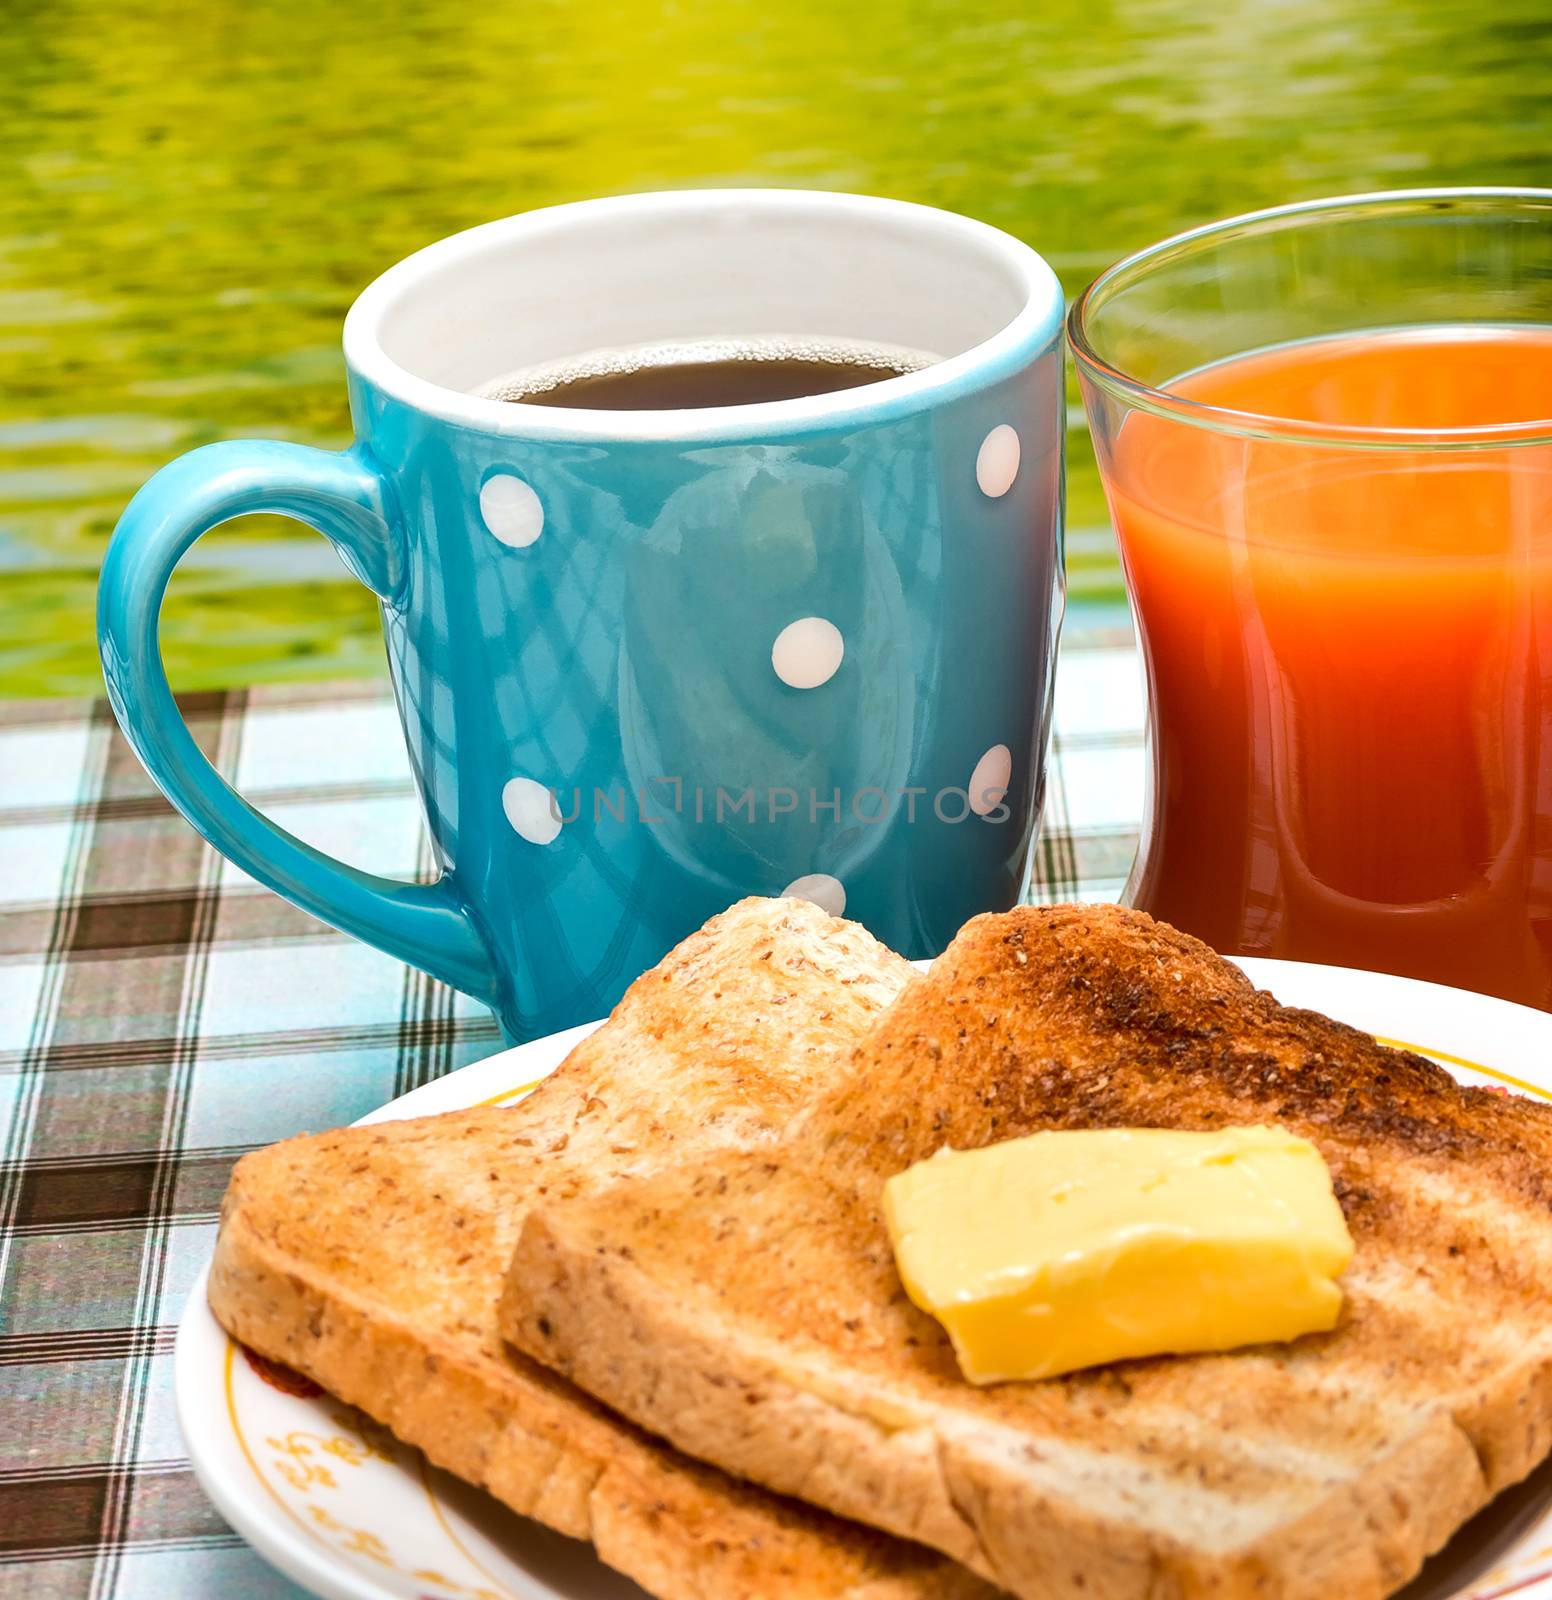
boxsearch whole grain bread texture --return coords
[505,902,1552,1600]
[208,896,995,1600]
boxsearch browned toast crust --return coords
[505,903,1552,1600]
[209,897,994,1600]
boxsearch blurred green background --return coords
[2,0,1549,697]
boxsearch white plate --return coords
[177,959,1552,1600]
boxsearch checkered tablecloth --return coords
[0,634,1144,1600]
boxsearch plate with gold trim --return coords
[176,959,1552,1600]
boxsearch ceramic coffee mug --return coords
[99,190,1065,1042]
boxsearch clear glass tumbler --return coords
[1069,189,1552,1009]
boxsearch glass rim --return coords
[1067,187,1552,451]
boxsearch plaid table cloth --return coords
[0,632,1143,1600]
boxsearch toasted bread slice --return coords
[505,903,1552,1600]
[209,896,994,1600]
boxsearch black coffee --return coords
[477,337,936,410]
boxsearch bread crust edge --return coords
[209,1157,991,1600]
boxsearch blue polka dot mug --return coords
[99,191,1065,1042]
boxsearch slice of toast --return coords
[505,903,1552,1600]
[208,896,995,1600]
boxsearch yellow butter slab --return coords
[883,1125,1355,1385]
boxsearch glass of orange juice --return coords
[1070,189,1552,1010]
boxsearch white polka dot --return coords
[502,776,563,845]
[782,873,847,917]
[772,617,844,689]
[976,424,1020,498]
[969,743,1013,816]
[480,474,544,547]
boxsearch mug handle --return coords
[97,440,499,1007]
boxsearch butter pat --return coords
[883,1125,1354,1385]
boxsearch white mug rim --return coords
[342,189,1063,444]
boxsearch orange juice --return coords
[1106,327,1552,1008]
